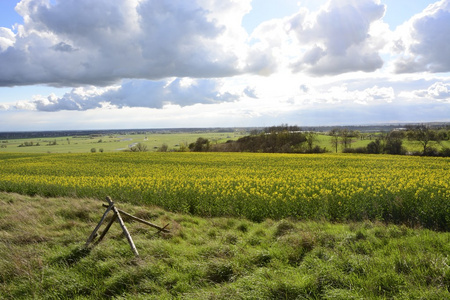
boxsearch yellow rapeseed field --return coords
[0,152,448,229]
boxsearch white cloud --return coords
[286,0,386,75]
[0,0,272,87]
[0,27,15,51]
[407,82,450,102]
[296,84,395,105]
[394,0,450,73]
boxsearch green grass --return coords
[0,131,245,154]
[315,135,450,153]
[2,131,449,154]
[1,192,449,299]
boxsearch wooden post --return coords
[85,201,114,247]
[87,196,169,257]
[95,213,117,245]
[102,204,170,233]
[113,206,139,256]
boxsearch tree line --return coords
[333,124,450,157]
[118,124,449,156]
[187,124,449,157]
[191,124,327,153]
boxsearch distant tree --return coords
[178,142,189,152]
[384,137,405,155]
[329,128,340,153]
[384,130,406,155]
[250,129,260,135]
[158,143,168,152]
[437,129,449,141]
[90,148,96,153]
[130,143,148,152]
[99,148,104,153]
[305,131,318,153]
[189,138,210,152]
[264,124,300,134]
[341,129,359,149]
[366,139,382,154]
[407,125,439,155]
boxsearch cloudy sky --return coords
[0,0,449,131]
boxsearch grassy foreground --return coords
[1,193,449,299]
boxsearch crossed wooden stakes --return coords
[85,196,170,257]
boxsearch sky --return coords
[0,0,449,131]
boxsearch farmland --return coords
[0,131,246,154]
[1,149,449,298]
[0,152,448,230]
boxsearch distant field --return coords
[0,152,448,230]
[0,131,246,153]
[1,130,448,154]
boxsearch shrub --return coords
[367,140,382,154]
[342,147,366,154]
[439,147,450,157]
[130,143,148,152]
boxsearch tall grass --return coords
[0,193,449,299]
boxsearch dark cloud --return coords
[52,42,76,52]
[395,0,450,73]
[106,79,239,109]
[21,78,239,111]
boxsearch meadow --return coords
[1,130,448,155]
[1,193,449,299]
[0,152,448,230]
[0,131,246,154]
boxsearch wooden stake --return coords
[85,202,114,246]
[113,206,139,256]
[95,213,117,245]
[102,204,170,233]
[87,196,169,257]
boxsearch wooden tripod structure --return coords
[85,196,170,257]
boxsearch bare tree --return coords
[130,143,148,152]
[329,128,340,153]
[158,143,168,152]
